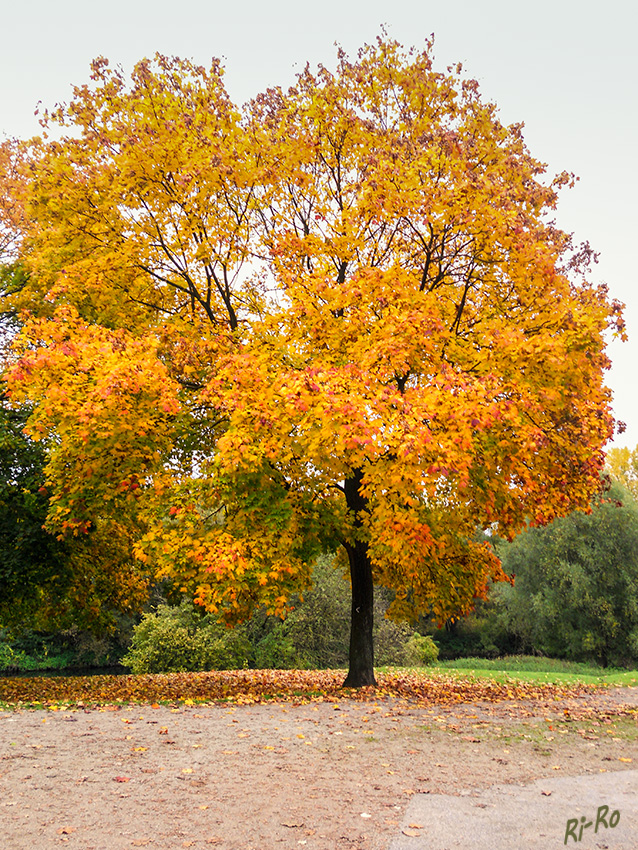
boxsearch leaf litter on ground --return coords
[0,668,620,712]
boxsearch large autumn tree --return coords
[1,39,624,685]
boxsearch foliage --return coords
[250,554,350,669]
[426,614,499,660]
[0,261,151,634]
[122,600,252,674]
[0,402,69,627]
[122,556,437,673]
[0,640,30,673]
[490,482,638,667]
[401,634,439,666]
[0,145,23,263]
[0,625,133,674]
[0,38,624,684]
[606,444,638,501]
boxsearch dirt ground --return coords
[1,687,638,850]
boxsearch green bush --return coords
[253,628,308,669]
[0,640,30,673]
[122,601,252,674]
[402,633,439,666]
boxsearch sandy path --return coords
[2,688,637,849]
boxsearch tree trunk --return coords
[342,469,377,688]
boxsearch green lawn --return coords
[426,655,638,687]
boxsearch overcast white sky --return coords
[2,0,636,449]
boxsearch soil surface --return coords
[1,686,638,850]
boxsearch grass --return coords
[429,655,638,687]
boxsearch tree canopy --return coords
[492,480,638,667]
[0,38,624,684]
[0,400,147,633]
[606,444,638,501]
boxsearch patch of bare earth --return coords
[1,687,637,850]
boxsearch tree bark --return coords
[342,469,377,688]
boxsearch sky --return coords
[1,0,636,449]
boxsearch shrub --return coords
[122,601,252,674]
[402,634,439,666]
[374,617,415,665]
[253,628,307,669]
[0,640,30,673]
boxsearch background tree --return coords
[606,444,638,501]
[2,40,624,685]
[489,481,638,667]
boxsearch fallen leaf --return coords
[113,776,131,783]
[402,828,422,837]
[541,791,552,796]
[0,669,613,714]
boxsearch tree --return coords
[2,39,624,685]
[491,481,638,666]
[0,400,148,633]
[606,444,638,501]
[0,141,24,264]
[0,261,150,635]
